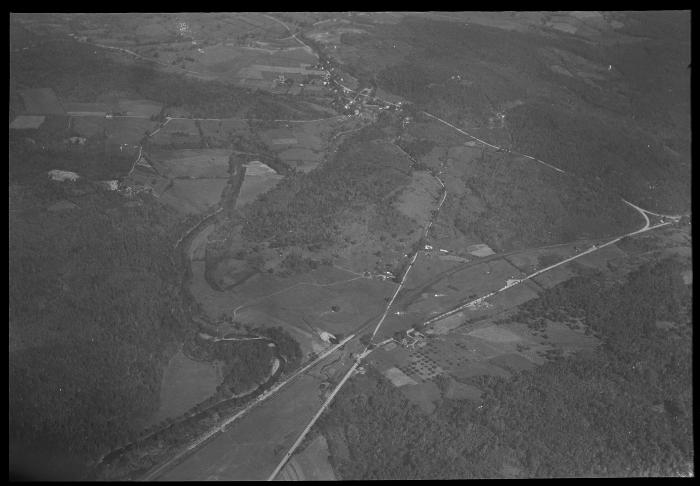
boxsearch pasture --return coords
[146,349,222,428]
[199,119,249,146]
[404,259,517,317]
[241,276,394,337]
[184,44,318,86]
[149,148,231,178]
[70,115,157,145]
[19,87,65,115]
[278,148,323,172]
[394,171,442,226]
[278,434,336,481]
[159,372,327,481]
[399,381,441,414]
[150,118,201,147]
[235,172,284,208]
[159,178,228,214]
[117,99,162,117]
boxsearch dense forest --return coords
[506,101,690,213]
[241,126,413,249]
[447,148,639,251]
[319,257,692,478]
[9,181,193,479]
[369,15,690,214]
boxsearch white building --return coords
[48,169,80,182]
[319,331,336,344]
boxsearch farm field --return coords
[159,179,228,214]
[199,119,250,146]
[277,148,323,173]
[19,87,65,115]
[258,120,337,173]
[239,275,395,337]
[158,372,329,481]
[235,161,284,208]
[117,99,162,117]
[277,435,336,481]
[188,44,318,86]
[150,118,201,147]
[148,149,231,179]
[146,349,222,428]
[189,263,382,356]
[70,115,157,146]
[403,259,517,317]
[189,224,217,261]
[394,171,442,227]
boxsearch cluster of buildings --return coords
[391,328,428,351]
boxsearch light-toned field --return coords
[10,115,46,129]
[19,87,65,115]
[198,119,249,146]
[277,434,337,481]
[189,223,216,261]
[572,243,627,270]
[394,171,441,226]
[106,117,158,145]
[467,243,496,257]
[383,367,418,387]
[244,160,276,175]
[405,259,516,318]
[146,349,222,428]
[444,378,483,402]
[189,264,375,357]
[71,116,106,138]
[235,173,284,208]
[70,115,157,145]
[158,372,328,481]
[183,43,317,85]
[427,312,465,335]
[117,99,162,117]
[149,148,231,178]
[241,276,395,336]
[159,178,228,214]
[151,118,201,146]
[399,381,441,414]
[530,264,575,289]
[278,148,323,172]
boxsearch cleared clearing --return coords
[468,325,523,343]
[394,171,441,226]
[235,173,284,208]
[277,434,336,481]
[117,99,163,117]
[149,149,231,178]
[160,179,228,214]
[146,349,221,428]
[383,367,418,387]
